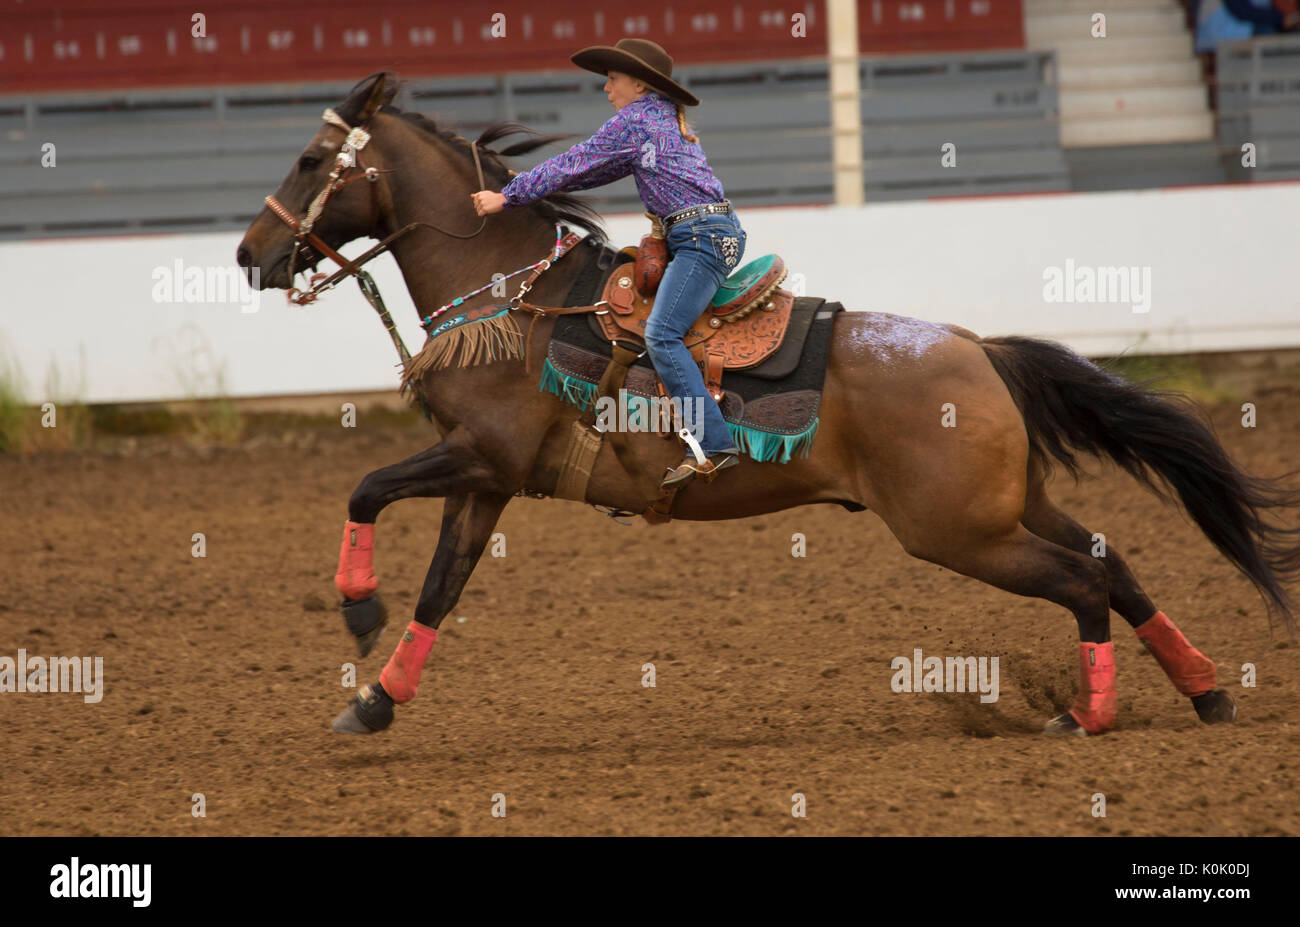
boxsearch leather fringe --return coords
[400,309,524,395]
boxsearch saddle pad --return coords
[547,299,844,463]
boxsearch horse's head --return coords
[237,72,399,290]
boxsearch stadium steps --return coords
[1026,0,1181,10]
[1057,59,1201,89]
[1063,112,1214,146]
[1025,0,1212,147]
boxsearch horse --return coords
[236,72,1299,738]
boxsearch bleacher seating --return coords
[0,51,1072,238]
[0,84,349,237]
[1024,0,1213,146]
[1216,34,1300,181]
[859,0,1025,52]
[0,0,830,92]
[10,4,1288,239]
[857,49,1068,199]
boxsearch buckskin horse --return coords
[236,72,1298,738]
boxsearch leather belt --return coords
[661,200,732,231]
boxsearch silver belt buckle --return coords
[666,201,727,229]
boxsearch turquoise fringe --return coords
[538,356,819,465]
[538,356,600,411]
[728,417,819,464]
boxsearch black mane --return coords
[335,72,607,244]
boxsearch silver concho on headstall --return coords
[719,236,740,268]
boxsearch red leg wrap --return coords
[1068,641,1117,734]
[334,521,378,600]
[1134,610,1216,697]
[379,621,438,704]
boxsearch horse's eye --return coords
[299,154,322,172]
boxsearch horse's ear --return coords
[338,72,399,126]
[357,72,398,123]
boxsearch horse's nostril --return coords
[236,244,252,267]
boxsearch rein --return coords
[262,108,594,435]
[262,107,492,387]
[265,107,490,306]
[264,107,591,372]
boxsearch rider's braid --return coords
[675,104,698,144]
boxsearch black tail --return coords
[981,335,1300,632]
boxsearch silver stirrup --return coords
[677,427,707,465]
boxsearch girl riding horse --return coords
[471,38,744,491]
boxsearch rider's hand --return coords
[471,190,507,216]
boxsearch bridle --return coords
[263,107,489,312]
[259,106,585,418]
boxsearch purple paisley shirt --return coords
[500,92,725,217]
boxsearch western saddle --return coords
[513,224,794,520]
[599,240,793,403]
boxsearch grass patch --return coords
[186,390,245,448]
[88,404,183,436]
[38,352,94,451]
[0,346,94,453]
[0,349,27,453]
[165,329,245,448]
[1095,352,1239,405]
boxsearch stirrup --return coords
[660,451,739,491]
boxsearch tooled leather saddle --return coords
[510,234,798,517]
[599,239,793,402]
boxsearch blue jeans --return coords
[644,210,746,456]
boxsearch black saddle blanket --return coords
[543,297,844,463]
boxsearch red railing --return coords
[0,0,1022,93]
[860,0,1023,53]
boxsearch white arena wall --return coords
[2,181,1298,404]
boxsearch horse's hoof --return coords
[341,595,388,658]
[331,684,395,734]
[1043,712,1089,737]
[1191,689,1237,724]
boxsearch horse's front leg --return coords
[333,432,506,658]
[332,489,512,734]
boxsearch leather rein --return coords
[262,108,584,378]
[264,107,488,309]
[261,107,498,411]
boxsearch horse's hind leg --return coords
[333,490,512,734]
[1020,462,1236,726]
[907,525,1118,735]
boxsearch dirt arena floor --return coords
[2,369,1298,836]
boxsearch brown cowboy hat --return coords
[570,38,700,107]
